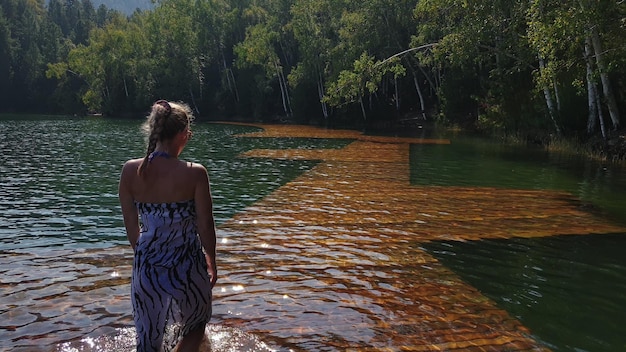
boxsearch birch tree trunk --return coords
[578,0,620,129]
[317,69,328,118]
[412,71,426,119]
[394,76,400,111]
[275,61,292,117]
[553,80,561,112]
[189,87,199,115]
[359,96,367,121]
[228,68,239,102]
[585,61,598,134]
[274,62,288,116]
[222,56,233,91]
[538,57,562,135]
[280,69,293,116]
[404,57,428,119]
[584,36,601,136]
[595,85,607,139]
[590,27,620,129]
[222,53,239,102]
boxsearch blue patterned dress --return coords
[132,200,212,351]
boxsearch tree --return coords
[324,52,405,121]
[288,0,344,121]
[145,0,204,112]
[234,2,293,118]
[413,0,570,133]
[1,0,53,111]
[527,0,623,136]
[0,7,13,110]
[48,12,147,114]
[579,0,620,130]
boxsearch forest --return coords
[1,0,625,144]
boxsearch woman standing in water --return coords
[118,100,217,351]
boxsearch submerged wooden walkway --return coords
[214,123,625,351]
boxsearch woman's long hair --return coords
[137,100,194,176]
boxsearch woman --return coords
[118,100,217,351]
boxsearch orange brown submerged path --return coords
[214,123,625,351]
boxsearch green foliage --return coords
[234,23,278,72]
[410,0,626,134]
[325,53,405,108]
[2,0,625,138]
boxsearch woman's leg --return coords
[176,325,207,352]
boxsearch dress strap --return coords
[148,151,171,162]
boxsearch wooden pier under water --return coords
[214,123,625,351]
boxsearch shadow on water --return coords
[422,233,626,352]
[411,135,626,351]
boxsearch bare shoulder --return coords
[120,158,144,181]
[187,161,208,174]
[124,158,144,167]
[121,158,143,173]
[185,161,209,184]
[119,159,143,196]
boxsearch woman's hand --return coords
[205,254,218,288]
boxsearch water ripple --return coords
[1,118,625,351]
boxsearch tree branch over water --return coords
[376,43,438,67]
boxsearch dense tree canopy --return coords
[2,0,625,137]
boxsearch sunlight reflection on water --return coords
[0,118,351,350]
[1,117,626,351]
[55,325,275,352]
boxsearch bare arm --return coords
[119,162,140,249]
[194,164,218,288]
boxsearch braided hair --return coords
[137,100,194,176]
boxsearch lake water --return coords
[0,115,625,351]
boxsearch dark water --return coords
[411,139,626,351]
[1,116,625,351]
[424,234,626,351]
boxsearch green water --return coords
[424,234,626,351]
[0,116,350,251]
[1,115,625,351]
[411,139,626,352]
[411,138,626,223]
